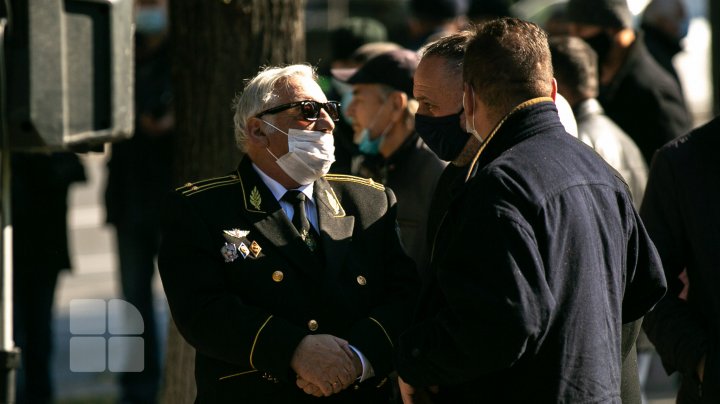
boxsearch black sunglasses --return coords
[255,100,341,122]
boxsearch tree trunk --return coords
[161,1,305,402]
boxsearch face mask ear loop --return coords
[260,119,288,161]
[363,98,389,138]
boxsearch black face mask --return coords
[415,109,469,162]
[584,32,612,66]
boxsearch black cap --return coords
[333,49,419,97]
[566,0,633,28]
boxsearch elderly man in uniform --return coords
[395,18,666,403]
[158,64,418,403]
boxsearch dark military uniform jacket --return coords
[158,156,418,403]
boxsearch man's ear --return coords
[551,78,558,102]
[463,82,475,118]
[246,117,269,147]
[389,91,408,121]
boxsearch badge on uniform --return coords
[220,228,263,261]
[223,228,250,244]
[237,242,250,259]
[249,240,262,258]
[220,242,239,263]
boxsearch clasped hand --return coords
[291,334,361,397]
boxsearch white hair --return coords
[232,64,317,151]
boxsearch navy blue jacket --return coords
[397,100,666,403]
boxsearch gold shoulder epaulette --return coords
[324,173,385,191]
[176,171,241,196]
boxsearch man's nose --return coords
[314,108,335,133]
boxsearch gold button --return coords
[191,186,199,191]
[308,319,318,331]
[272,271,284,282]
[184,182,193,187]
[356,275,367,286]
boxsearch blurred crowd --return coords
[12,0,716,403]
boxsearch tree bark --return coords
[161,1,305,402]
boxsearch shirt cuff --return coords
[348,344,375,382]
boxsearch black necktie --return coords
[282,190,318,251]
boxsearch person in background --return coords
[158,64,418,402]
[323,17,388,174]
[640,0,689,90]
[404,0,469,50]
[549,35,647,206]
[641,116,720,404]
[13,152,86,404]
[395,18,666,403]
[467,0,512,24]
[335,49,446,280]
[566,0,692,164]
[104,0,173,401]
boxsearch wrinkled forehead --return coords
[272,75,328,104]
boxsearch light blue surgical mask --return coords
[358,129,381,155]
[357,101,394,156]
[136,7,167,35]
[677,16,690,40]
[340,91,354,125]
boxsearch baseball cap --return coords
[332,49,420,97]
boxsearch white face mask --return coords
[463,88,482,142]
[262,121,336,185]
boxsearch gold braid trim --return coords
[177,171,242,196]
[368,317,394,348]
[324,174,385,191]
[249,315,274,369]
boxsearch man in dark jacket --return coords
[641,116,720,404]
[158,64,418,403]
[566,0,692,164]
[395,18,667,403]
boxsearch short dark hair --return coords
[463,17,553,116]
[419,30,474,75]
[549,36,598,102]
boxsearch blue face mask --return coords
[136,8,167,35]
[358,129,381,155]
[357,100,393,156]
[340,91,354,125]
[677,17,690,40]
[415,109,469,161]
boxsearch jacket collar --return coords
[466,97,562,181]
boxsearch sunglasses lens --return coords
[299,102,320,120]
[326,102,340,121]
[297,101,341,121]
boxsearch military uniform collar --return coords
[251,163,315,204]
